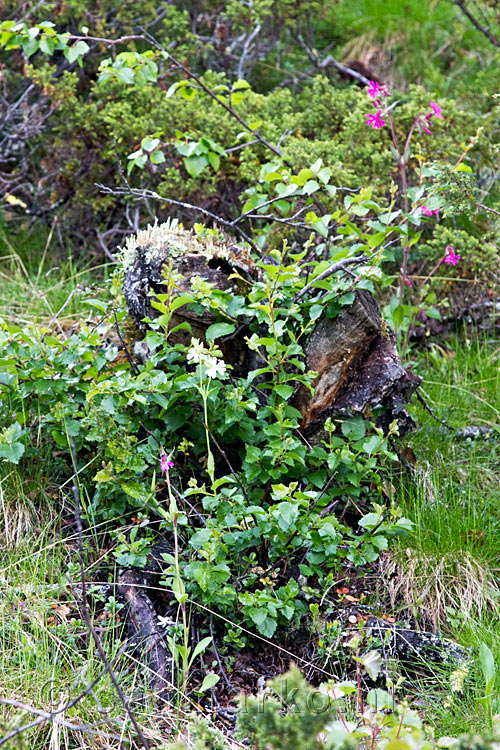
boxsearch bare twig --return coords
[478,202,500,217]
[139,28,291,167]
[231,193,307,224]
[225,138,261,153]
[209,615,235,693]
[0,699,131,747]
[237,24,262,79]
[296,34,372,85]
[294,254,367,300]
[95,183,263,257]
[453,0,500,46]
[46,285,83,331]
[96,229,117,262]
[318,56,372,86]
[415,391,454,431]
[207,428,250,503]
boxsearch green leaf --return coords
[264,172,282,182]
[341,416,366,441]
[358,512,381,530]
[116,67,135,84]
[198,673,220,693]
[309,303,323,321]
[39,36,55,54]
[479,642,496,688]
[190,636,212,663]
[454,163,473,173]
[189,528,213,549]
[302,179,320,195]
[179,84,197,100]
[248,609,277,638]
[207,152,220,171]
[367,231,386,248]
[358,649,383,680]
[141,137,160,152]
[362,435,382,455]
[317,167,332,184]
[367,688,391,709]
[292,168,314,186]
[275,501,299,531]
[120,481,146,500]
[205,322,235,341]
[150,149,165,165]
[184,155,208,177]
[170,293,194,312]
[66,40,89,64]
[274,384,294,400]
[150,393,170,409]
[392,304,406,328]
[275,183,298,198]
[22,38,39,57]
[0,441,24,464]
[94,468,114,483]
[232,79,251,90]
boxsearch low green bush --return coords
[0,219,414,642]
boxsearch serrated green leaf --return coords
[184,155,208,177]
[141,137,160,152]
[302,179,320,195]
[205,322,235,341]
[0,441,24,464]
[274,384,294,400]
[66,40,89,64]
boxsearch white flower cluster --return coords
[186,337,227,379]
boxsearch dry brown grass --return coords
[340,31,404,89]
[380,548,500,631]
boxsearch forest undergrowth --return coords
[1,227,499,746]
[1,0,500,747]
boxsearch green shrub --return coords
[0,220,413,641]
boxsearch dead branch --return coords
[95,183,263,256]
[294,254,368,300]
[68,436,151,750]
[453,0,500,46]
[0,698,131,747]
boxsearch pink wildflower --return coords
[367,81,388,103]
[366,110,386,129]
[421,205,439,217]
[430,102,444,119]
[444,246,460,266]
[404,277,413,287]
[160,448,174,476]
[367,81,381,100]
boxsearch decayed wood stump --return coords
[294,290,421,436]
[117,568,173,703]
[121,226,420,433]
